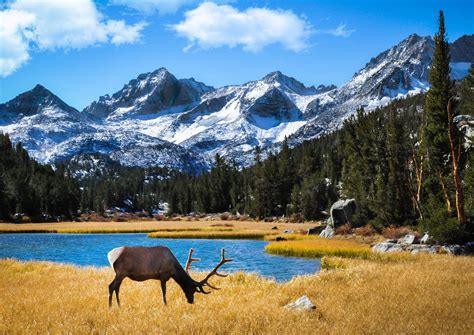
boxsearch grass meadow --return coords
[1,254,473,334]
[0,220,315,235]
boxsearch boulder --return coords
[372,242,397,253]
[329,199,356,227]
[319,225,334,238]
[307,226,326,235]
[420,233,430,244]
[408,244,438,254]
[276,236,287,242]
[441,245,464,255]
[386,245,404,253]
[398,234,416,245]
[284,295,316,311]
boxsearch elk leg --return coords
[108,275,123,308]
[160,280,167,305]
[115,277,124,307]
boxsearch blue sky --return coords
[1,0,473,110]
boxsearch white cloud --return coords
[105,20,147,45]
[171,2,312,53]
[0,9,35,77]
[0,0,146,77]
[111,0,197,14]
[325,23,355,38]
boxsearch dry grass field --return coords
[1,255,473,334]
[0,220,316,236]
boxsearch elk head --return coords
[184,248,233,303]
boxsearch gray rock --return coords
[441,245,464,255]
[408,245,438,254]
[319,225,334,238]
[372,242,397,253]
[386,245,404,253]
[284,295,316,311]
[329,199,356,227]
[307,226,326,235]
[420,233,430,244]
[398,234,416,245]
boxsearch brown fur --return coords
[109,246,200,307]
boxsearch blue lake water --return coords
[0,234,320,282]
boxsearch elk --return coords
[107,246,232,307]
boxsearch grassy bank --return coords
[148,230,272,240]
[264,236,420,262]
[265,237,373,259]
[1,256,473,334]
[0,220,316,235]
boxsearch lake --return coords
[0,233,320,281]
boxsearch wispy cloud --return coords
[323,23,355,38]
[111,0,197,15]
[0,0,146,77]
[170,2,312,53]
[111,0,232,15]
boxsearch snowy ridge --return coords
[1,34,473,172]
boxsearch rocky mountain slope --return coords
[1,34,473,171]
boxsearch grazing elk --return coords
[107,246,232,307]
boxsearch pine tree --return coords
[423,10,453,215]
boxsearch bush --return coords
[289,213,304,223]
[335,224,352,235]
[421,217,472,244]
[382,225,412,239]
[113,215,127,222]
[220,213,230,221]
[354,224,375,236]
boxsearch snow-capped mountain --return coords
[1,34,473,172]
[99,70,334,165]
[0,84,95,154]
[83,68,213,119]
[293,34,474,141]
[0,84,208,173]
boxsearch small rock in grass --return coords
[372,242,397,253]
[284,295,316,311]
[271,226,278,230]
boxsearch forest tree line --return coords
[0,134,79,220]
[0,12,472,242]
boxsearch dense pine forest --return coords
[0,12,472,242]
[0,134,79,220]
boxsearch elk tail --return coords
[107,246,125,269]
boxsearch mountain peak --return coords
[32,84,49,93]
[262,70,287,82]
[0,84,78,116]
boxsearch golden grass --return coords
[0,220,317,234]
[148,230,274,239]
[265,237,374,259]
[1,256,473,334]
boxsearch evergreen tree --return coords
[422,10,453,217]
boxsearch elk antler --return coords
[185,248,201,273]
[198,248,232,291]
